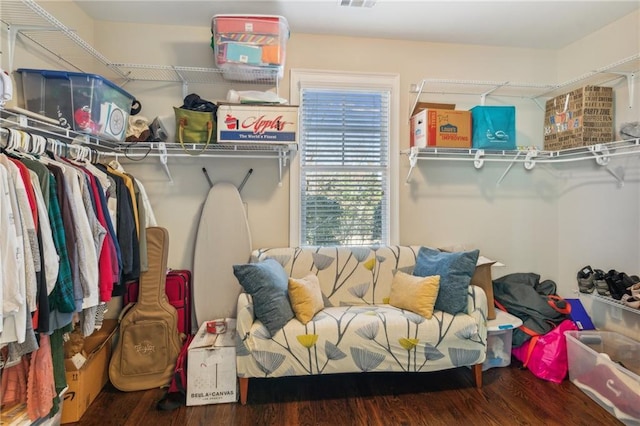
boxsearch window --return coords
[290,70,399,247]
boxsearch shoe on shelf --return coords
[577,265,595,294]
[619,273,638,297]
[593,269,611,297]
[627,281,640,298]
[605,270,628,300]
[621,294,640,309]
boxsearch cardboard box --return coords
[470,105,516,150]
[410,108,472,148]
[543,86,613,150]
[61,320,118,424]
[217,104,298,144]
[410,101,455,117]
[187,319,238,406]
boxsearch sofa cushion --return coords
[237,304,485,378]
[255,246,421,306]
[414,247,479,315]
[388,271,440,319]
[233,258,294,335]
[289,274,324,324]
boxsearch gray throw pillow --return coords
[413,247,479,315]
[233,258,294,335]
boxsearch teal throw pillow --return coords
[413,247,479,315]
[233,258,294,336]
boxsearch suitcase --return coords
[125,269,192,335]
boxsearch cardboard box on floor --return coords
[61,319,118,424]
[187,319,238,406]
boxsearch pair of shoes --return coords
[605,270,630,300]
[621,294,640,309]
[593,269,611,297]
[626,281,640,298]
[576,265,595,294]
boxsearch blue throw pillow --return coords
[413,247,479,315]
[233,258,294,336]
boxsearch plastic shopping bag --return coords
[512,319,578,383]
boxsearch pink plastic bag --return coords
[512,319,578,383]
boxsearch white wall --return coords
[554,11,640,337]
[3,4,639,335]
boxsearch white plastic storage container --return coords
[483,310,522,371]
[211,14,289,81]
[17,68,134,141]
[484,329,513,371]
[565,330,640,425]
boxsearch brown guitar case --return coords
[109,227,183,391]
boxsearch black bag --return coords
[492,273,571,347]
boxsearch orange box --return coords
[213,15,285,35]
[410,109,472,148]
[261,45,282,65]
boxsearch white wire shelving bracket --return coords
[410,54,640,115]
[589,293,640,316]
[1,0,281,92]
[123,141,295,185]
[0,108,297,184]
[409,79,555,115]
[114,64,281,98]
[403,138,640,186]
[406,54,640,185]
[1,0,293,183]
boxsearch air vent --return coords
[339,0,377,8]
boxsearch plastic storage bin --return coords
[566,330,640,425]
[483,310,522,371]
[484,329,513,371]
[470,105,516,150]
[211,15,289,81]
[17,68,135,141]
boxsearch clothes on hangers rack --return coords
[0,125,157,422]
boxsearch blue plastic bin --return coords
[17,68,135,141]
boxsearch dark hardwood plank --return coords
[67,361,622,426]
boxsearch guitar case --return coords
[109,227,183,391]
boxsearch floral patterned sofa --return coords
[235,246,489,405]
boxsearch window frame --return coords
[289,69,400,247]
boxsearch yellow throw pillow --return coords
[288,274,324,324]
[389,271,440,319]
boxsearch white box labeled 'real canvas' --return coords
[187,319,238,406]
[217,104,298,144]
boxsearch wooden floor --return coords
[69,361,621,426]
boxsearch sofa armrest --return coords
[468,285,488,342]
[237,292,255,343]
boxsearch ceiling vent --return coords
[339,0,377,8]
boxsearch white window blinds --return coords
[299,88,390,246]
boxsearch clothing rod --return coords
[119,152,282,159]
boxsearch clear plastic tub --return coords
[565,330,640,425]
[17,68,135,141]
[211,15,289,81]
[483,329,513,371]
